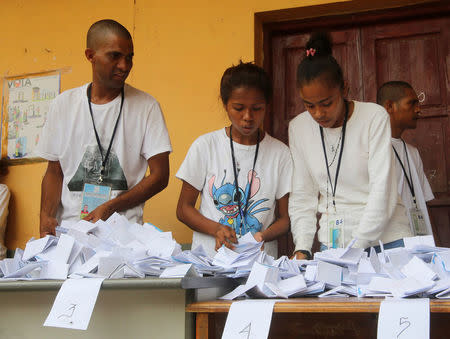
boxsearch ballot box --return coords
[0,278,194,339]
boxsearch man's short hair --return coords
[377,81,414,106]
[86,19,132,49]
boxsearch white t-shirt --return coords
[176,128,293,258]
[289,101,412,253]
[36,83,172,224]
[391,138,434,235]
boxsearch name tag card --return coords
[377,298,429,339]
[80,183,111,219]
[409,207,428,236]
[327,212,345,248]
[222,300,275,339]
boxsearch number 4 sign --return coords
[222,300,275,339]
[377,298,430,339]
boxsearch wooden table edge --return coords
[186,299,450,313]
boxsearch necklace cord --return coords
[229,126,260,236]
[319,101,349,209]
[87,84,125,181]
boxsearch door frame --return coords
[255,0,450,133]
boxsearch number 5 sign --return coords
[377,298,430,339]
[222,300,275,339]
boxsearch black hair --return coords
[376,81,414,106]
[87,19,132,49]
[296,32,344,90]
[220,61,272,105]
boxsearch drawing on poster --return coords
[1,71,60,161]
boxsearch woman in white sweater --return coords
[290,33,411,260]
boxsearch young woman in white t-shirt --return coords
[176,62,292,258]
[289,33,412,260]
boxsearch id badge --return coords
[80,183,112,219]
[327,212,345,249]
[409,207,428,236]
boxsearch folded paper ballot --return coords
[4,223,450,333]
[159,263,199,278]
[1,218,450,304]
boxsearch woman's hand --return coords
[291,250,308,260]
[214,224,238,251]
[253,232,266,250]
[253,232,264,242]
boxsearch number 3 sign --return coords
[377,298,430,339]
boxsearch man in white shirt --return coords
[37,20,172,237]
[377,81,434,236]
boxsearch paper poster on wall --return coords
[1,71,60,162]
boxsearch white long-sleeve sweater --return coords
[289,101,411,253]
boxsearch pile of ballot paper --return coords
[0,213,182,279]
[220,237,450,300]
[0,213,449,300]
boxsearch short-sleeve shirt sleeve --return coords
[413,147,435,202]
[140,101,172,160]
[176,137,208,191]
[35,97,63,161]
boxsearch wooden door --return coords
[361,17,450,247]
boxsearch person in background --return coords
[37,19,171,237]
[377,81,435,237]
[0,160,10,259]
[289,32,412,260]
[176,61,292,258]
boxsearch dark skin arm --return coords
[177,180,238,251]
[84,151,170,222]
[40,160,63,237]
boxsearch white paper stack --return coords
[2,220,450,303]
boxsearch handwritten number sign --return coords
[44,278,104,330]
[377,298,429,339]
[239,323,252,339]
[397,317,411,338]
[57,303,77,324]
[222,300,275,339]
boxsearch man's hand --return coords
[214,224,238,251]
[40,215,57,237]
[83,202,114,223]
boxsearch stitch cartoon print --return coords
[208,170,269,235]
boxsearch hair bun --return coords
[306,32,333,57]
